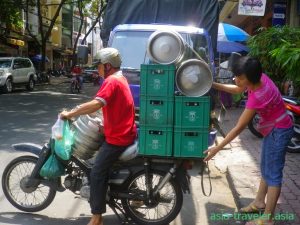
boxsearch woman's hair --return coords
[231,56,262,84]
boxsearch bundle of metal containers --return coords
[72,111,104,160]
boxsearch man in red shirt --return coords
[60,48,137,225]
[71,64,83,88]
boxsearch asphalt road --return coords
[0,78,239,225]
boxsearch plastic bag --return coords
[119,141,138,161]
[52,116,64,140]
[54,120,75,160]
[40,141,65,178]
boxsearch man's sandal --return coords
[240,203,265,213]
[245,219,275,225]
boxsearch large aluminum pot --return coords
[175,59,213,97]
[147,30,186,65]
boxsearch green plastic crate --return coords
[140,96,174,125]
[140,64,175,97]
[173,127,209,158]
[138,125,173,156]
[174,96,210,128]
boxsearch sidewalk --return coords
[213,107,300,225]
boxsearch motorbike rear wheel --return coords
[121,170,183,225]
[1,155,57,212]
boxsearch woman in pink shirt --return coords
[204,56,294,225]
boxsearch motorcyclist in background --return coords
[71,64,84,88]
[60,48,137,225]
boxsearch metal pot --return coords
[147,30,186,65]
[175,59,212,97]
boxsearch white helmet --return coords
[98,48,121,68]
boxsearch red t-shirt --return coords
[246,74,292,136]
[72,66,82,75]
[95,71,137,146]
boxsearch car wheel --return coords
[26,77,35,91]
[4,78,13,93]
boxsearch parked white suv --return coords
[0,57,37,93]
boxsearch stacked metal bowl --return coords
[72,111,104,160]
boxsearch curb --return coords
[226,164,261,211]
[226,167,242,210]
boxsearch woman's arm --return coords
[204,108,256,161]
[212,82,246,94]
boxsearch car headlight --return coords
[0,71,3,76]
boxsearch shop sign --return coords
[238,0,266,16]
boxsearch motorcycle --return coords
[284,97,300,153]
[36,71,51,84]
[70,74,82,94]
[1,139,192,225]
[248,96,300,153]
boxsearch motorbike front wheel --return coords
[286,124,300,153]
[248,113,263,138]
[286,137,300,153]
[2,155,57,212]
[121,170,183,225]
[70,80,80,94]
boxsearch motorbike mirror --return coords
[228,52,241,71]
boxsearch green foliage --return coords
[247,26,300,86]
[270,40,300,85]
[0,0,24,28]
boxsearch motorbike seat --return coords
[85,141,138,166]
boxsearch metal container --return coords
[147,30,186,65]
[175,59,212,97]
[72,111,104,160]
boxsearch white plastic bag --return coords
[119,141,138,161]
[51,116,64,140]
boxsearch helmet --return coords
[98,48,122,68]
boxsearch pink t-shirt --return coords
[246,74,292,132]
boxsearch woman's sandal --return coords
[240,203,265,213]
[245,219,275,225]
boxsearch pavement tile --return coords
[282,192,297,200]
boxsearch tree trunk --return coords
[36,0,66,71]
[72,0,84,67]
[81,0,107,46]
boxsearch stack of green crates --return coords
[139,64,175,156]
[173,96,210,158]
[138,64,211,158]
